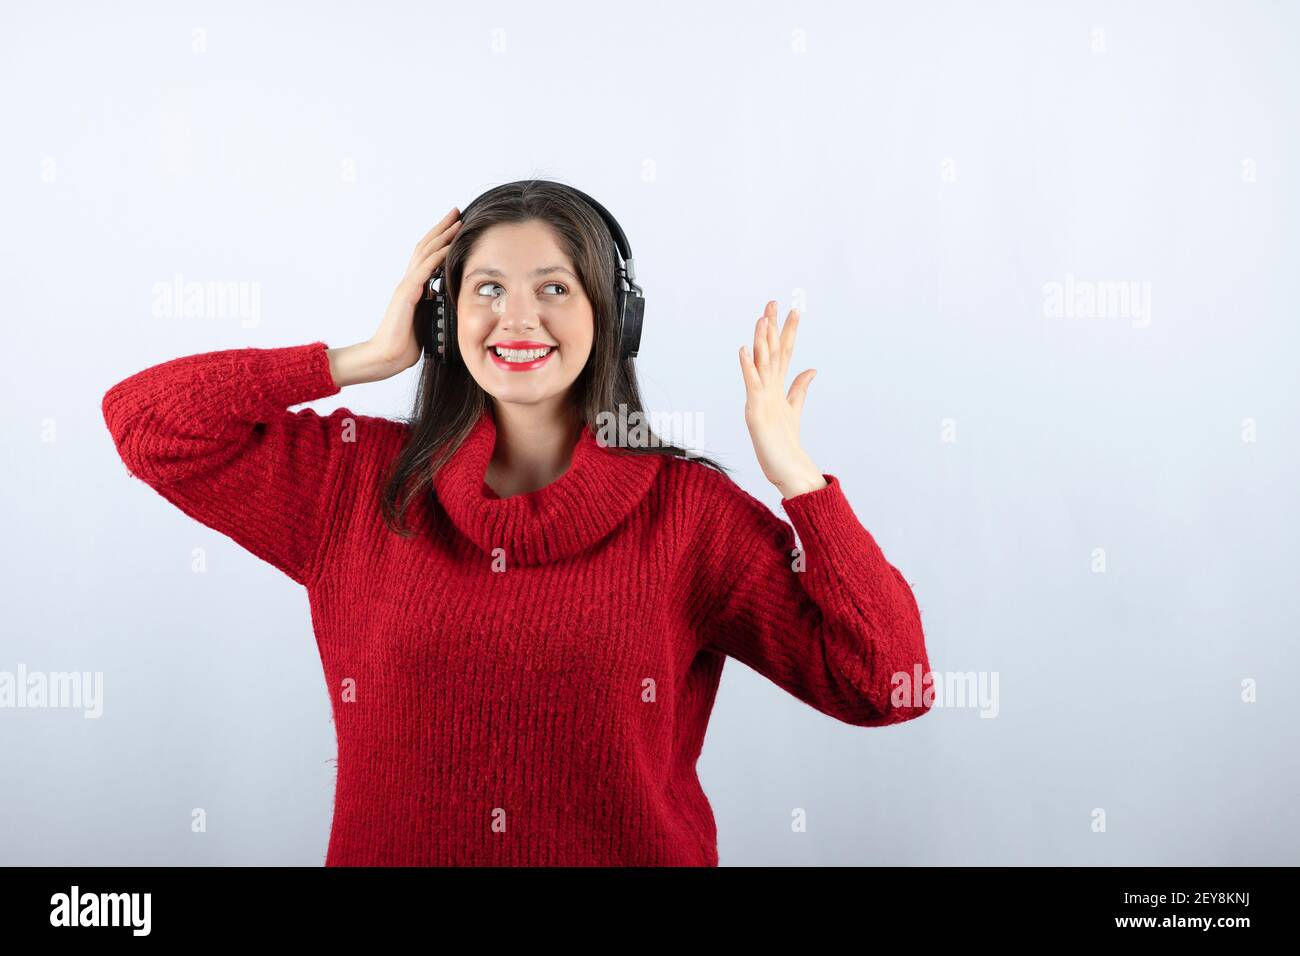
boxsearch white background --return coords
[1,0,1296,865]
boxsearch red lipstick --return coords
[487,340,557,372]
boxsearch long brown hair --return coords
[380,179,728,536]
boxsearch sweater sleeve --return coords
[688,470,934,728]
[101,341,352,588]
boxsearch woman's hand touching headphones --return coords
[738,300,828,500]
[326,207,462,387]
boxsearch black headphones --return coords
[420,183,645,365]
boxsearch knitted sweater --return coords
[101,341,933,866]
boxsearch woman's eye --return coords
[476,281,568,297]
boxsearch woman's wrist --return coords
[326,341,401,388]
[774,463,828,499]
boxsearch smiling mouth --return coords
[488,344,556,371]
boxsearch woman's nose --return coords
[494,289,537,328]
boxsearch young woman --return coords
[102,179,933,867]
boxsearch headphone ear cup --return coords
[418,269,455,365]
[415,279,435,358]
[434,297,447,363]
[618,290,645,360]
[440,299,456,365]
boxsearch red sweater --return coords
[101,341,933,866]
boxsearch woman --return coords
[101,179,933,867]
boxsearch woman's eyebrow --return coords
[466,266,577,279]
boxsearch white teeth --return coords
[493,346,552,363]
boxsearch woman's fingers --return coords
[397,229,458,304]
[753,314,770,380]
[416,217,461,260]
[414,206,460,251]
[765,301,780,372]
[738,345,762,393]
[752,301,801,387]
[779,307,799,379]
[787,367,816,416]
[412,240,454,282]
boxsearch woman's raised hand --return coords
[373,207,464,373]
[327,207,462,387]
[738,300,827,499]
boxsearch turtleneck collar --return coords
[432,407,666,567]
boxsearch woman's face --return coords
[456,219,594,409]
